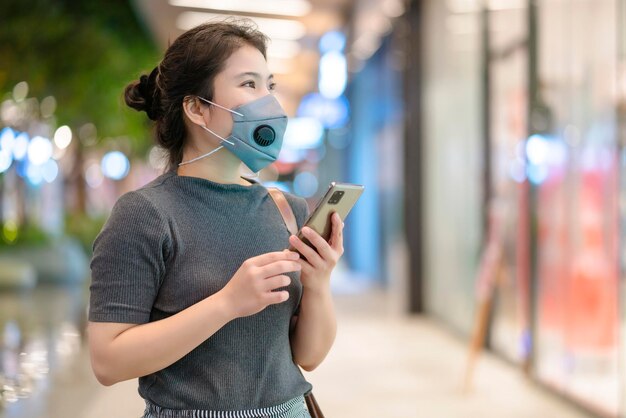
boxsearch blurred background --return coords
[0,0,624,417]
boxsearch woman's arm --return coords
[289,286,337,372]
[88,251,301,386]
[288,212,343,371]
[88,292,234,386]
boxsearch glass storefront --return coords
[417,0,622,415]
[487,3,531,365]
[421,0,485,333]
[533,0,620,415]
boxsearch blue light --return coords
[526,164,549,185]
[319,31,346,53]
[526,134,550,165]
[13,132,29,161]
[0,127,16,153]
[318,51,347,99]
[284,117,324,149]
[293,171,319,198]
[0,149,12,173]
[263,181,291,193]
[42,160,59,183]
[26,163,43,186]
[101,151,130,180]
[508,159,527,183]
[297,93,350,129]
[278,147,306,164]
[27,136,53,166]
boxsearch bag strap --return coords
[304,391,325,418]
[267,188,298,236]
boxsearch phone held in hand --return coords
[289,182,365,254]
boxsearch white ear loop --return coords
[178,96,240,167]
[178,126,237,166]
[197,96,244,117]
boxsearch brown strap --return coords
[267,188,298,236]
[304,392,325,418]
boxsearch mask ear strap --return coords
[177,124,237,166]
[200,125,235,146]
[197,96,244,117]
[178,145,224,166]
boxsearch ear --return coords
[182,96,209,126]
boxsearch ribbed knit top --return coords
[88,170,312,410]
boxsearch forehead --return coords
[222,44,271,79]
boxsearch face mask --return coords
[178,94,287,173]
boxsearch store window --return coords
[533,0,620,414]
[422,0,484,333]
[486,3,531,365]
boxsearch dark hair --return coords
[124,19,269,171]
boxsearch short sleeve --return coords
[89,191,170,324]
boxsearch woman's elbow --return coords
[299,362,320,372]
[90,356,119,386]
[296,354,324,372]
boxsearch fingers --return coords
[262,275,291,305]
[264,290,289,305]
[262,274,291,292]
[289,234,322,266]
[256,260,301,278]
[249,250,300,267]
[329,212,345,254]
[298,226,335,261]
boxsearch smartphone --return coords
[289,182,364,255]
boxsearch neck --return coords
[177,144,251,186]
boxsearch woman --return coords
[87,19,343,418]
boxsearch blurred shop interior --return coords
[1,0,626,417]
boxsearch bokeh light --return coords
[525,134,550,165]
[0,149,13,173]
[26,163,44,186]
[27,136,53,166]
[0,127,16,153]
[13,81,29,102]
[40,96,57,118]
[42,160,59,183]
[101,151,130,180]
[85,162,104,188]
[319,51,347,99]
[284,117,324,149]
[13,132,29,160]
[54,125,72,149]
[293,171,319,198]
[319,30,346,53]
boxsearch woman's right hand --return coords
[218,250,301,318]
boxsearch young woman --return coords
[87,20,343,418]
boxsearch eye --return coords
[242,80,256,88]
[269,82,277,91]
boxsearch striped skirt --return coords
[142,396,311,418]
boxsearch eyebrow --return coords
[235,71,274,80]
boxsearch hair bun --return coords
[124,67,160,120]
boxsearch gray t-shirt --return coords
[89,170,312,410]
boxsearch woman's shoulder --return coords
[280,191,310,228]
[109,174,175,225]
[114,172,174,211]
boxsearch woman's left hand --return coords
[288,212,344,294]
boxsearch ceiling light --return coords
[169,0,312,17]
[176,11,306,40]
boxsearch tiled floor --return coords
[1,289,594,418]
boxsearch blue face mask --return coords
[178,94,287,173]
